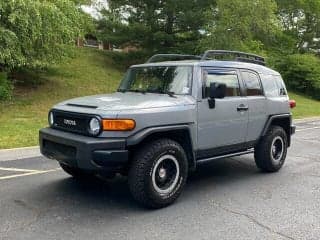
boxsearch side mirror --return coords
[208,82,227,109]
[209,82,227,99]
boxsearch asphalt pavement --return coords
[0,120,319,240]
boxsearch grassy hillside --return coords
[0,47,319,149]
[288,92,320,119]
[0,48,123,149]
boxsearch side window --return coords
[203,70,240,98]
[241,71,263,96]
[275,76,287,96]
[261,74,279,97]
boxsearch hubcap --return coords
[270,136,284,161]
[158,168,167,179]
[152,155,180,195]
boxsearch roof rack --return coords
[146,54,201,63]
[146,50,266,66]
[201,50,265,66]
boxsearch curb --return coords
[293,116,320,123]
[0,116,319,162]
[0,146,40,162]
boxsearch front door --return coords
[197,69,249,158]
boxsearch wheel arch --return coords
[261,114,292,146]
[126,125,196,171]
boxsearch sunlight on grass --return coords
[288,92,320,119]
[0,48,123,149]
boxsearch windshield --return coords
[118,66,193,95]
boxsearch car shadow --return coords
[35,156,267,212]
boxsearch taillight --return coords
[289,99,296,109]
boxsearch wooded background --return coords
[1,0,320,100]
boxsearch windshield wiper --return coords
[152,89,177,98]
[117,88,127,93]
[158,90,177,98]
[119,88,176,97]
[166,91,177,98]
[127,89,147,94]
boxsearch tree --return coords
[199,0,280,54]
[98,0,216,53]
[0,0,87,71]
[276,0,320,52]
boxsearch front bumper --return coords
[39,128,128,172]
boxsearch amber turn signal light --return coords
[102,119,136,131]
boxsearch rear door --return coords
[240,70,267,143]
[197,68,249,156]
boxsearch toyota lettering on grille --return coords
[63,119,77,126]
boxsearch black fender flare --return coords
[261,113,293,146]
[126,124,196,171]
[261,114,291,136]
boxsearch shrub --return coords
[275,54,320,100]
[108,51,150,70]
[10,68,45,86]
[0,72,13,101]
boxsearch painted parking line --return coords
[0,167,40,173]
[0,168,60,180]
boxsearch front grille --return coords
[52,110,92,135]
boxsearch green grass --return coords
[288,91,320,119]
[0,48,319,149]
[0,48,122,149]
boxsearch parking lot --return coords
[0,119,319,240]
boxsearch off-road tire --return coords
[254,126,288,172]
[128,138,188,209]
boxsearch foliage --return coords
[98,0,216,53]
[275,54,320,99]
[0,0,87,70]
[96,0,320,56]
[0,72,13,101]
[72,0,93,5]
[276,0,320,52]
[199,0,279,54]
[109,51,150,70]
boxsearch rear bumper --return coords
[291,125,296,135]
[39,127,128,172]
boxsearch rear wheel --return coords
[128,138,188,209]
[254,126,288,172]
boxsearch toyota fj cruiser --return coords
[40,50,296,208]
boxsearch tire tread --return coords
[254,126,288,172]
[128,138,187,208]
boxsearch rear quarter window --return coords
[261,74,286,97]
[275,76,287,96]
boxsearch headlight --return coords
[48,112,54,126]
[88,117,101,135]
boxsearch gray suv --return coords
[40,50,296,208]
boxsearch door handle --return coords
[237,104,249,111]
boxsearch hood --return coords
[58,92,195,111]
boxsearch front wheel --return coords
[254,126,288,172]
[128,138,188,209]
